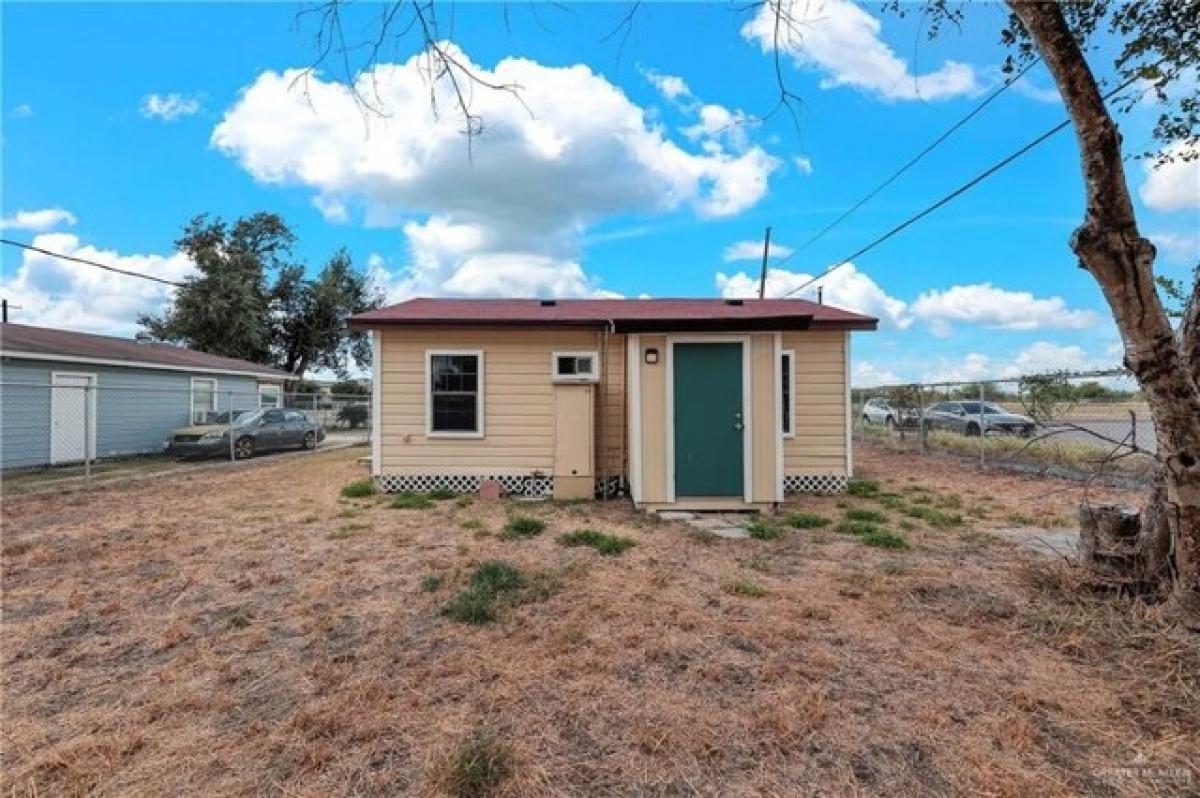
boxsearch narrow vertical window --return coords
[428,352,483,435]
[780,351,794,437]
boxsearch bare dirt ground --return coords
[2,446,1197,796]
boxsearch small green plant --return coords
[462,518,486,532]
[862,529,910,550]
[725,578,768,598]
[843,508,886,524]
[340,478,376,499]
[420,574,445,592]
[559,529,636,555]
[471,560,526,593]
[501,516,546,539]
[785,511,830,529]
[442,726,513,798]
[878,493,907,509]
[902,505,964,528]
[428,488,457,501]
[442,587,498,625]
[835,519,881,537]
[847,479,881,498]
[745,520,783,540]
[391,491,434,510]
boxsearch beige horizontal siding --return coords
[783,330,848,475]
[379,327,601,474]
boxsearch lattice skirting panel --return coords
[784,474,849,494]
[594,475,625,499]
[376,473,553,497]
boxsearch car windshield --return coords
[233,410,265,427]
[201,409,256,425]
[959,402,1006,415]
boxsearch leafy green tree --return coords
[140,214,382,378]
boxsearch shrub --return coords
[843,508,886,524]
[724,578,768,598]
[835,519,881,537]
[428,488,458,501]
[847,480,881,498]
[420,574,445,592]
[746,520,783,540]
[559,529,636,555]
[391,491,433,510]
[336,403,369,429]
[442,726,513,798]
[785,511,830,529]
[501,516,546,539]
[862,530,911,550]
[340,478,376,498]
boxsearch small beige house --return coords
[350,298,876,511]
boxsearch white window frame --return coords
[190,377,218,424]
[551,350,600,383]
[780,349,796,438]
[426,349,485,439]
[258,383,282,408]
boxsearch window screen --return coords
[781,352,793,435]
[191,378,217,424]
[430,354,480,433]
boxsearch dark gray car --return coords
[923,401,1036,437]
[167,409,326,459]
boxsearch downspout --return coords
[598,321,614,499]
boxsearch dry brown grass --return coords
[3,447,1197,795]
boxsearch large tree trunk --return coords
[1009,1,1200,627]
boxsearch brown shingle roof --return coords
[0,323,293,379]
[350,298,877,332]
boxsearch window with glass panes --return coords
[429,353,481,433]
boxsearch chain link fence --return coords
[0,381,372,496]
[852,369,1155,485]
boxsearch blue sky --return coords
[2,1,1197,384]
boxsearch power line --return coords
[781,70,1143,300]
[771,58,1042,272]
[0,238,186,288]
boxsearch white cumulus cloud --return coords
[140,92,202,121]
[0,232,195,337]
[214,45,779,300]
[919,342,1109,384]
[715,262,911,329]
[741,0,979,102]
[1150,231,1200,265]
[722,239,794,262]
[0,208,77,232]
[910,283,1097,337]
[641,67,692,103]
[1140,144,1200,212]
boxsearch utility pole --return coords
[758,226,772,299]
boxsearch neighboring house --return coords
[0,323,292,469]
[350,298,877,511]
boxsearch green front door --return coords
[673,342,744,497]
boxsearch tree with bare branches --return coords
[300,0,1198,625]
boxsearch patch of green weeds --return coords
[785,511,830,529]
[724,578,768,598]
[747,553,771,573]
[862,529,910,550]
[226,608,253,629]
[340,478,376,499]
[427,488,457,501]
[391,491,434,510]
[847,479,882,498]
[901,504,964,528]
[442,725,512,798]
[442,560,561,625]
[835,519,881,537]
[420,574,445,592]
[558,529,635,556]
[843,508,886,524]
[328,522,369,540]
[746,520,783,540]
[501,516,546,539]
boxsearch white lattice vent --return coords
[376,474,553,497]
[594,475,624,499]
[784,474,848,494]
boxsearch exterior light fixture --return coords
[644,348,659,365]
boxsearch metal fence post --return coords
[918,381,927,453]
[83,383,92,490]
[228,390,235,461]
[978,381,985,466]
